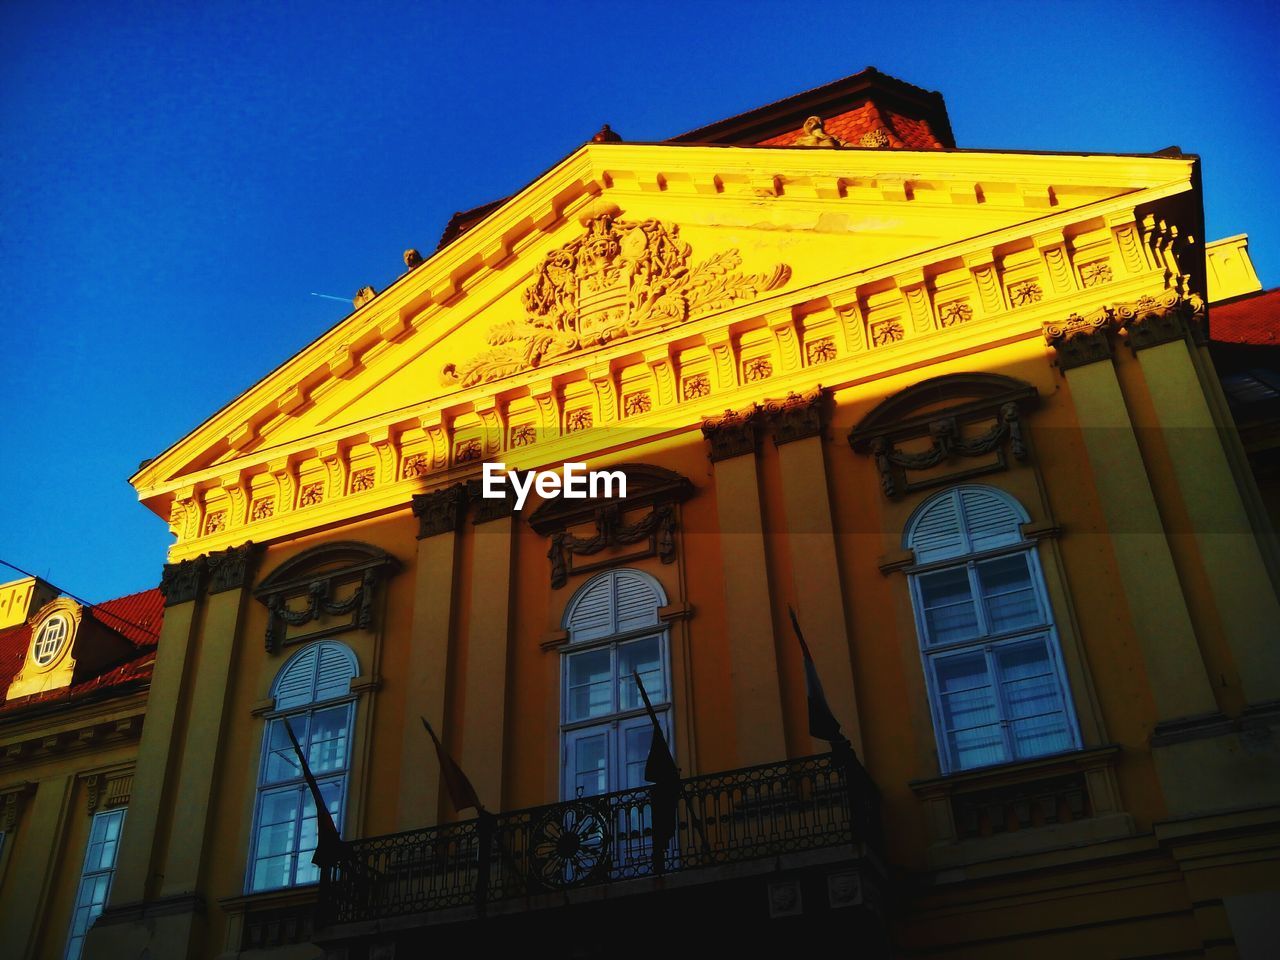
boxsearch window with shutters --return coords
[561,569,672,800]
[246,640,357,892]
[906,486,1080,774]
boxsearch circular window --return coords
[33,614,69,666]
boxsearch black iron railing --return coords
[320,751,880,925]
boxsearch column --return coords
[1126,295,1280,705]
[766,392,864,755]
[702,408,787,766]
[1045,310,1218,722]
[398,486,466,829]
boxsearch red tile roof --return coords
[0,587,163,717]
[757,100,945,150]
[1210,288,1280,347]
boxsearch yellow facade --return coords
[4,70,1276,959]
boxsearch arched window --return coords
[906,486,1080,774]
[246,641,358,892]
[561,569,671,800]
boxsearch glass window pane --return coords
[935,652,1006,769]
[996,640,1071,759]
[618,637,663,711]
[572,733,608,798]
[978,555,1041,633]
[567,649,613,721]
[918,568,980,644]
[948,722,1006,770]
[307,706,350,774]
[264,717,308,784]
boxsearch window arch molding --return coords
[904,485,1082,775]
[245,639,359,893]
[559,569,674,805]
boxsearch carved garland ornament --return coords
[441,214,791,387]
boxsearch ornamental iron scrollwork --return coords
[254,541,400,654]
[850,374,1039,499]
[527,798,613,889]
[440,213,791,388]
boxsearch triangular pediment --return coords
[133,141,1197,524]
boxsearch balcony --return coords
[317,751,882,943]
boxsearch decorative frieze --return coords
[510,423,537,447]
[251,497,275,521]
[869,319,904,347]
[937,301,973,328]
[683,373,711,399]
[254,542,400,654]
[850,373,1038,498]
[743,357,773,383]
[440,213,790,388]
[349,468,375,493]
[1008,279,1043,308]
[298,482,325,507]
[85,769,133,815]
[566,408,593,433]
[623,392,652,417]
[1079,260,1113,288]
[805,336,837,365]
[528,464,695,589]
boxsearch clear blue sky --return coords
[2,0,1277,602]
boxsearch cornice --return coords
[139,179,1199,560]
[132,146,1194,501]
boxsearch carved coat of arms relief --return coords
[441,214,791,387]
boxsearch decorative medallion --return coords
[806,336,837,365]
[743,357,774,383]
[1080,260,1113,288]
[440,214,791,387]
[529,799,612,889]
[566,409,593,433]
[938,301,974,328]
[402,454,429,479]
[870,319,904,347]
[204,511,227,535]
[510,423,537,447]
[623,392,652,417]
[298,483,324,507]
[251,497,275,521]
[455,438,482,463]
[349,468,375,493]
[1008,280,1043,308]
[682,373,711,400]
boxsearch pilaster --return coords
[1123,294,1280,704]
[701,408,787,766]
[460,507,515,812]
[1043,313,1218,722]
[399,487,466,828]
[764,391,864,755]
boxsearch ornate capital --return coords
[1043,307,1115,371]
[1117,290,1206,351]
[1,783,34,833]
[761,389,826,446]
[466,477,518,524]
[411,484,469,539]
[701,406,760,462]
[206,542,260,595]
[160,556,206,607]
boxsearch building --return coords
[2,67,1274,958]
[0,576,163,958]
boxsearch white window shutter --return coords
[959,488,1023,553]
[316,643,357,701]
[273,646,318,710]
[614,571,661,633]
[909,493,966,562]
[567,575,614,642]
